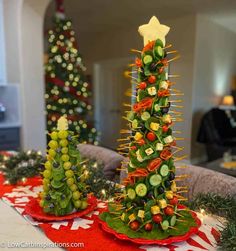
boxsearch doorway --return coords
[94,57,133,150]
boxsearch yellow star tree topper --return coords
[138,16,170,46]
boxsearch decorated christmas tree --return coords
[45,0,98,144]
[100,16,199,241]
[40,116,89,216]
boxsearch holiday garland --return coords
[189,193,236,251]
[0,151,45,184]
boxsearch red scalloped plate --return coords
[99,205,201,245]
[24,195,97,222]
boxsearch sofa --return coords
[78,144,236,199]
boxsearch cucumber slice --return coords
[143,55,153,65]
[154,104,161,112]
[156,46,163,57]
[149,174,162,186]
[160,164,169,177]
[127,188,136,200]
[132,119,138,129]
[141,112,150,121]
[170,215,176,226]
[127,111,135,121]
[135,183,147,197]
[161,220,169,230]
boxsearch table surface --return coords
[205,158,236,177]
[0,200,61,251]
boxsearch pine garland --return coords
[0,151,45,184]
[85,160,122,200]
[189,193,236,251]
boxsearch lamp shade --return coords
[222,95,234,106]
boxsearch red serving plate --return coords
[99,205,201,245]
[24,195,97,221]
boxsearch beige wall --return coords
[191,14,236,161]
[3,0,50,151]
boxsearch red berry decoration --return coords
[152,214,163,224]
[170,196,178,206]
[144,223,153,231]
[139,82,147,90]
[135,58,142,67]
[147,132,156,142]
[137,138,145,146]
[162,125,169,133]
[148,75,156,84]
[130,220,140,231]
[164,206,174,216]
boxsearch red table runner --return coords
[0,173,221,251]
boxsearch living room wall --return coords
[191,14,236,161]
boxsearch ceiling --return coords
[45,0,236,33]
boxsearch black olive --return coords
[165,180,171,188]
[132,202,138,207]
[77,177,81,182]
[61,194,66,200]
[161,107,169,114]
[150,62,157,71]
[158,186,165,194]
[147,191,154,199]
[49,203,54,209]
[56,147,61,153]
[71,166,77,171]
[169,172,175,181]
[67,135,72,141]
[45,194,51,201]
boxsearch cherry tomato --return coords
[144,223,153,231]
[169,196,178,206]
[148,75,156,84]
[130,220,140,231]
[130,145,137,151]
[139,82,147,90]
[135,58,142,67]
[152,214,163,224]
[147,158,162,172]
[137,138,145,146]
[158,67,164,74]
[147,132,156,142]
[162,125,169,133]
[164,206,174,216]
[142,41,155,52]
[162,58,168,66]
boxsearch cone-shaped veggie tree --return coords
[100,16,196,239]
[40,116,88,216]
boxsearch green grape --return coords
[72,191,81,200]
[66,177,74,186]
[70,184,77,192]
[59,139,68,147]
[61,147,68,154]
[65,170,74,178]
[48,140,58,149]
[39,200,44,207]
[63,161,72,170]
[50,131,58,140]
[48,149,56,158]
[43,169,51,178]
[74,200,82,209]
[43,178,50,186]
[61,154,70,162]
[81,200,88,209]
[45,161,52,170]
[58,130,68,139]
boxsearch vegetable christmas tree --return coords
[100,16,197,240]
[40,116,89,216]
[45,0,98,144]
